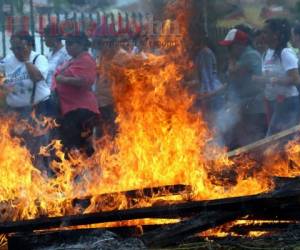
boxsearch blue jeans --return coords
[267,96,300,136]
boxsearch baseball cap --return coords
[219,29,249,46]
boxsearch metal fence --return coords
[0,11,230,58]
[0,11,145,57]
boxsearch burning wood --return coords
[141,211,241,247]
[1,2,300,250]
[226,124,300,158]
[228,221,300,236]
[0,177,299,236]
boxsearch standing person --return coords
[91,30,118,139]
[189,36,225,145]
[219,28,266,149]
[255,18,300,135]
[253,29,267,56]
[291,23,300,96]
[53,32,99,156]
[0,31,51,172]
[291,23,300,52]
[44,24,70,89]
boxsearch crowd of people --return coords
[0,25,104,174]
[191,18,300,150]
[0,17,300,175]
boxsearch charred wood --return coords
[1,179,300,233]
[72,184,191,211]
[141,211,242,247]
[229,221,300,235]
[226,124,300,158]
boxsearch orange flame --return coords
[0,0,299,228]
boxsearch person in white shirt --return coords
[44,24,70,88]
[2,32,50,112]
[254,18,300,135]
[1,31,51,173]
[44,24,70,118]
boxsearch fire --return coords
[0,0,299,227]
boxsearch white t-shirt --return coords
[1,51,50,107]
[46,46,70,87]
[263,48,299,101]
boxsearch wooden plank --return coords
[141,178,300,247]
[229,221,300,235]
[0,179,300,234]
[72,184,191,211]
[226,124,300,158]
[142,211,242,247]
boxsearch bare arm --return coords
[271,68,300,86]
[25,62,44,83]
[55,75,84,87]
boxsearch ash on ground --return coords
[33,231,146,250]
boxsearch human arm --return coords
[24,62,44,83]
[19,43,47,83]
[55,55,97,88]
[55,74,84,87]
[268,68,300,86]
[270,49,300,86]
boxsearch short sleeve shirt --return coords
[46,46,70,88]
[2,51,50,107]
[263,48,299,100]
[228,46,265,114]
[54,52,99,115]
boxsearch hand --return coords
[19,45,30,62]
[0,73,5,85]
[55,74,65,84]
[0,84,14,94]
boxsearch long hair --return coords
[293,23,300,36]
[265,18,291,60]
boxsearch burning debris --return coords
[1,0,300,249]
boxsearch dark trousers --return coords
[58,109,99,157]
[96,105,117,138]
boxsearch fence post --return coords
[29,0,35,40]
[81,12,85,31]
[0,0,6,57]
[203,0,208,36]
